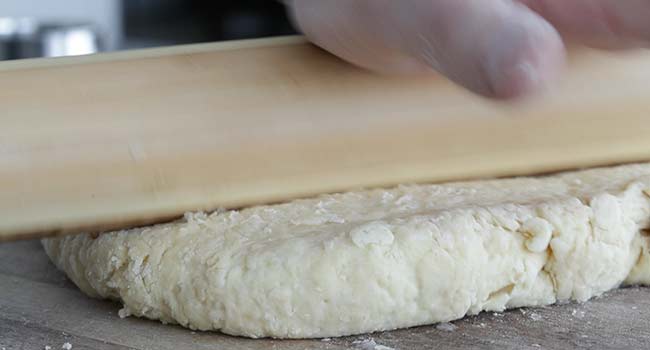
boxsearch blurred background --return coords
[0,0,296,61]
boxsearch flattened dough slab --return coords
[43,163,650,338]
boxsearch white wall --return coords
[0,0,122,50]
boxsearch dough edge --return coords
[42,163,650,338]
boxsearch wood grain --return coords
[2,36,650,240]
[1,240,648,349]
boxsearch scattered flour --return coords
[352,338,378,350]
[374,346,395,350]
[571,309,586,319]
[436,322,458,332]
[118,308,130,318]
[352,338,394,350]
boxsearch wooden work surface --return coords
[1,240,648,350]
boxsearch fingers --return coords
[289,0,565,99]
[287,0,428,74]
[521,0,650,49]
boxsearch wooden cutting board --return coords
[2,36,650,241]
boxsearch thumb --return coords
[289,0,565,99]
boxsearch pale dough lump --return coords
[43,163,650,338]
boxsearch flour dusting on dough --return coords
[42,163,650,338]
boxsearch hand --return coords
[287,1,650,99]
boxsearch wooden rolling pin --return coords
[2,36,650,242]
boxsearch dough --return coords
[42,163,650,339]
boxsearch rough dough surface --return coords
[43,163,650,339]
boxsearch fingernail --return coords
[486,19,563,99]
[495,60,545,99]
